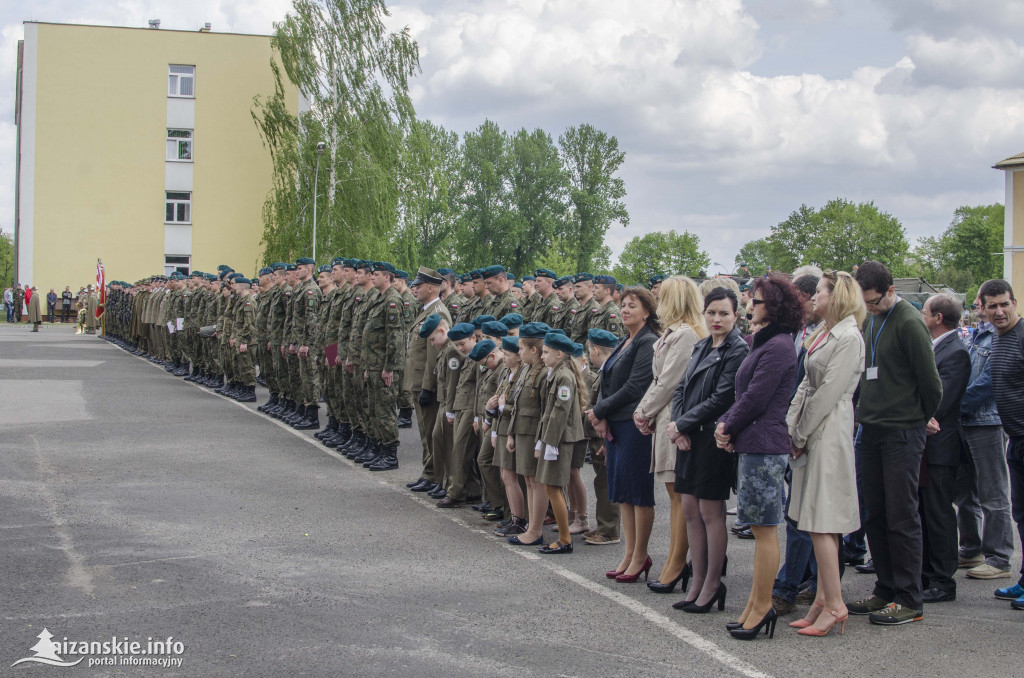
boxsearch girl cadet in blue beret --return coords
[490,336,527,536]
[506,323,550,546]
[534,331,588,554]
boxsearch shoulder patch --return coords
[570,309,577,314]
[557,385,571,401]
[307,290,314,294]
[592,308,600,313]
[448,357,460,370]
[510,302,518,308]
[389,303,397,308]
[609,314,617,318]
[552,306,560,311]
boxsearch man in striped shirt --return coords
[981,278,1024,610]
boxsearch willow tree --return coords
[253,0,420,264]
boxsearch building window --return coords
[165,255,190,276]
[168,65,195,97]
[167,129,193,161]
[165,192,191,224]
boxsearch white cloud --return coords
[906,33,1024,88]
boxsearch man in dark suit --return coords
[919,294,971,602]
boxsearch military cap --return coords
[593,274,616,286]
[534,268,557,280]
[411,267,443,287]
[616,283,625,292]
[317,264,332,274]
[471,314,497,329]
[437,268,455,276]
[574,273,594,283]
[588,328,619,348]
[419,313,443,338]
[459,273,473,284]
[501,336,520,353]
[506,272,515,281]
[499,313,524,328]
[469,269,484,280]
[481,264,505,279]
[286,264,298,272]
[519,322,552,338]
[447,323,476,341]
[371,261,396,274]
[648,274,667,288]
[522,275,536,282]
[355,260,374,271]
[544,331,576,354]
[468,339,498,362]
[271,262,287,271]
[217,265,233,272]
[738,283,751,292]
[190,271,203,278]
[571,342,585,358]
[218,270,229,279]
[257,267,272,276]
[347,259,363,269]
[331,257,345,267]
[204,273,217,281]
[227,272,242,281]
[234,277,252,285]
[549,328,567,336]
[552,275,573,289]
[481,321,509,338]
[295,257,316,266]
[513,282,523,289]
[396,270,409,280]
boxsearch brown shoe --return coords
[772,595,797,615]
[436,496,461,509]
[795,589,817,605]
[584,533,620,545]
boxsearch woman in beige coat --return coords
[786,271,865,636]
[634,276,706,590]
[27,286,42,331]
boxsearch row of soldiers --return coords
[101,260,633,476]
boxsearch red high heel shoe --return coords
[606,568,626,579]
[616,556,653,583]
[797,607,848,637]
[789,601,824,629]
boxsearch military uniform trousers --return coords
[236,346,256,386]
[417,398,441,483]
[343,365,367,432]
[449,409,483,501]
[477,430,505,513]
[366,370,400,446]
[591,441,620,539]
[431,409,455,489]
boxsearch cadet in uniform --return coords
[550,275,579,333]
[532,269,560,325]
[590,275,623,337]
[570,273,598,344]
[286,257,322,430]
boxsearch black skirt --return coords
[674,427,733,500]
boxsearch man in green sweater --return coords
[848,261,942,627]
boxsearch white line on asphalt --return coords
[125,345,773,678]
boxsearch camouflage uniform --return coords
[360,284,405,450]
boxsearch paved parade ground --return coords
[1,324,1022,677]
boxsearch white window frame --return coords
[165,255,191,277]
[165,191,192,224]
[168,65,195,98]
[166,129,193,162]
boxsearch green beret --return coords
[295,257,316,265]
[499,313,524,328]
[371,262,396,274]
[471,314,496,329]
[553,275,573,289]
[544,331,575,354]
[418,313,442,338]
[271,262,287,271]
[234,277,252,285]
[519,322,552,338]
[513,282,523,289]
[534,268,557,280]
[481,321,509,338]
[258,267,273,276]
[459,273,473,284]
[616,283,625,292]
[437,268,455,276]
[396,270,409,280]
[347,259,364,269]
[227,272,242,281]
[317,264,332,274]
[594,274,616,285]
[217,265,233,272]
[522,275,536,282]
[739,283,751,292]
[286,264,298,272]
[204,273,217,281]
[469,269,484,280]
[506,272,515,281]
[356,260,374,271]
[482,264,505,279]
[468,339,497,362]
[648,274,667,288]
[574,273,594,283]
[571,342,585,358]
[331,257,345,267]
[447,323,476,341]
[588,328,619,348]
[501,336,520,353]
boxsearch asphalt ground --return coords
[1,323,1022,677]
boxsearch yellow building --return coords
[994,152,1024,288]
[14,21,300,290]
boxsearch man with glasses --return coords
[848,261,942,626]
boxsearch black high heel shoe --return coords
[728,607,778,640]
[648,562,692,593]
[725,621,743,631]
[681,583,727,614]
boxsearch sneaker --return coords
[584,533,620,545]
[795,589,817,605]
[994,584,1024,600]
[1013,595,1024,611]
[869,602,923,626]
[966,563,1012,580]
[958,554,985,569]
[772,595,796,616]
[848,595,890,615]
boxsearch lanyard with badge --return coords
[866,301,896,380]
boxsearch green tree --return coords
[733,238,772,276]
[612,230,710,285]
[764,204,816,272]
[0,230,13,288]
[253,0,420,264]
[454,120,511,270]
[559,124,629,272]
[938,204,1004,282]
[394,119,462,270]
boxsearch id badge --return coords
[866,366,879,380]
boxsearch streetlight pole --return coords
[312,141,325,262]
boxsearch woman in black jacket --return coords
[588,287,660,582]
[667,287,749,612]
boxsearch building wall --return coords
[1008,171,1024,289]
[18,22,296,291]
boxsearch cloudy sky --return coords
[4,0,1023,271]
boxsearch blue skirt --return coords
[606,419,655,507]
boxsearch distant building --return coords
[994,152,1024,286]
[13,21,300,289]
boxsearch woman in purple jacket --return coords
[715,275,802,641]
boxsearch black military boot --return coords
[258,393,277,413]
[397,408,413,428]
[315,416,336,439]
[343,431,366,459]
[369,442,399,471]
[356,437,379,466]
[295,404,319,431]
[331,423,352,449]
[269,396,288,418]
[362,439,385,468]
[236,385,257,403]
[164,360,177,372]
[173,363,189,376]
[284,401,304,425]
[218,380,236,397]
[274,399,293,420]
[208,374,224,390]
[229,382,245,399]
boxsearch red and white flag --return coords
[95,259,105,318]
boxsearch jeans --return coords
[955,425,1014,570]
[858,423,926,610]
[4,301,12,322]
[844,425,868,561]
[774,476,817,601]
[47,303,56,323]
[1006,437,1024,586]
[62,305,71,322]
